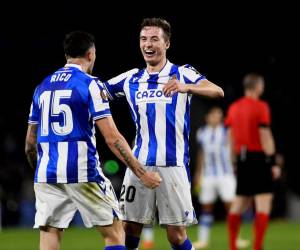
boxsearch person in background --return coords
[225,73,281,250]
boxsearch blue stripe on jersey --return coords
[165,105,177,165]
[34,144,43,182]
[165,66,179,164]
[146,75,158,165]
[47,143,58,182]
[183,97,191,181]
[67,141,78,182]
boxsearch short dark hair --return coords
[243,73,264,90]
[141,18,171,41]
[63,31,95,58]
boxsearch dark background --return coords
[0,2,299,226]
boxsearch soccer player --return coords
[193,107,248,249]
[103,18,224,250]
[225,73,281,250]
[25,31,161,250]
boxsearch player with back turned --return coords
[25,31,161,250]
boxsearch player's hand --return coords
[271,165,281,180]
[163,75,189,96]
[140,171,162,189]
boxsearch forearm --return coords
[262,136,275,156]
[187,80,224,98]
[106,135,146,178]
[260,128,276,156]
[25,144,37,170]
[25,124,38,170]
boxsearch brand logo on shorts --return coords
[98,181,106,193]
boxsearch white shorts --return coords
[199,175,236,204]
[120,166,197,226]
[34,179,122,229]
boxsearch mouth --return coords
[144,49,156,57]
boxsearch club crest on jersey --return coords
[135,89,172,104]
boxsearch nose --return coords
[145,39,152,47]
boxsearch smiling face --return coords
[140,26,170,67]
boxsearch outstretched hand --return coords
[163,75,189,96]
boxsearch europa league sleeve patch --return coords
[100,89,108,101]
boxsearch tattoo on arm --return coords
[113,139,132,165]
[113,139,146,177]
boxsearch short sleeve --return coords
[259,102,271,126]
[28,87,39,124]
[88,80,111,121]
[103,68,139,100]
[180,64,206,84]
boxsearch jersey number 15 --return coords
[39,90,73,136]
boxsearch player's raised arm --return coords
[95,117,162,189]
[25,123,38,170]
[190,79,224,98]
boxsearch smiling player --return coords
[104,18,224,250]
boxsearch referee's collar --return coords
[64,63,83,71]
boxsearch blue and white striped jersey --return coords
[28,64,111,183]
[196,124,234,176]
[104,60,205,174]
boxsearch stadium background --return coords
[0,2,299,249]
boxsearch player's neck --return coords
[146,58,167,73]
[209,123,219,129]
[245,91,260,99]
[66,59,89,73]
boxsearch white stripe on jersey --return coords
[155,97,167,164]
[89,80,109,112]
[175,93,188,166]
[90,133,104,179]
[136,72,150,163]
[123,77,138,154]
[37,143,49,182]
[77,141,88,182]
[56,142,68,182]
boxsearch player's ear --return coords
[165,40,170,50]
[86,48,93,62]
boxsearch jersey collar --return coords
[145,60,173,77]
[64,63,83,71]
